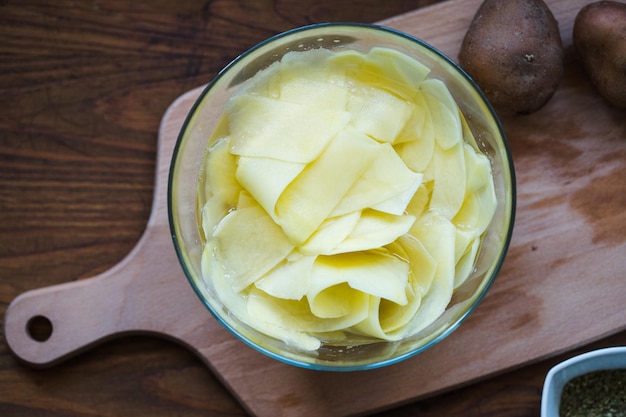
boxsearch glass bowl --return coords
[168,22,516,371]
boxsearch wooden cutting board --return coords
[5,0,626,415]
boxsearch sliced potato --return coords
[275,129,379,244]
[430,141,467,220]
[196,46,498,350]
[227,94,350,163]
[212,204,294,291]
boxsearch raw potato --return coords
[573,1,626,109]
[458,0,564,115]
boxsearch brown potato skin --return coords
[573,1,626,109]
[458,0,564,115]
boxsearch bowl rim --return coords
[167,21,517,371]
[540,346,626,417]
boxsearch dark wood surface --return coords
[1,1,625,416]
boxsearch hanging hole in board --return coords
[27,315,53,342]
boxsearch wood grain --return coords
[1,0,625,416]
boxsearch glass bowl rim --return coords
[167,21,517,371]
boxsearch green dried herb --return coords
[560,369,626,417]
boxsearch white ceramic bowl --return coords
[541,346,626,417]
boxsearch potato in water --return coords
[197,47,497,350]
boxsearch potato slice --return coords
[394,92,436,172]
[453,144,496,235]
[393,234,438,299]
[202,136,241,207]
[205,240,321,351]
[326,49,367,76]
[421,79,462,150]
[460,110,480,151]
[299,212,361,256]
[275,129,379,245]
[212,204,294,291]
[370,181,422,216]
[453,182,497,235]
[454,227,477,265]
[254,252,316,300]
[236,60,282,98]
[351,296,398,340]
[463,142,493,194]
[347,86,412,143]
[331,142,422,217]
[278,49,342,86]
[365,235,438,337]
[394,90,431,142]
[348,46,430,101]
[308,283,369,320]
[405,183,430,220]
[246,317,323,351]
[279,77,349,106]
[201,196,230,237]
[454,234,480,288]
[236,189,256,209]
[407,211,456,334]
[236,156,305,221]
[430,141,467,220]
[201,240,249,316]
[309,250,410,310]
[331,209,415,254]
[247,287,369,334]
[227,94,350,163]
[362,46,431,98]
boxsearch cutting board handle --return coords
[4,219,216,368]
[5,257,134,366]
[4,87,208,368]
[3,234,156,367]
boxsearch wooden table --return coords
[1,1,625,416]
